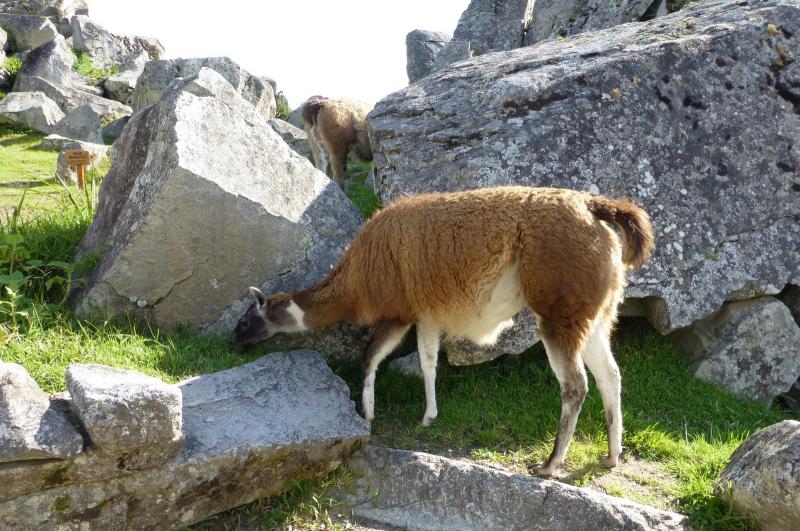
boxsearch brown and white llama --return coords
[230,186,654,475]
[300,96,373,189]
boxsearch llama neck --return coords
[292,277,353,329]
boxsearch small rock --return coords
[100,113,128,142]
[102,50,147,105]
[0,90,64,133]
[406,29,450,83]
[55,139,109,183]
[388,351,422,377]
[443,309,539,365]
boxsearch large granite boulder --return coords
[0,90,64,132]
[0,351,370,529]
[716,420,800,530]
[673,296,800,405]
[0,362,84,463]
[342,446,687,530]
[406,29,450,83]
[452,0,532,54]
[53,102,103,142]
[369,0,800,339]
[15,74,132,118]
[130,57,276,121]
[70,15,163,68]
[17,33,75,86]
[524,0,655,45]
[0,13,57,51]
[102,50,147,105]
[71,68,363,345]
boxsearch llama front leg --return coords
[416,318,441,427]
[362,320,411,425]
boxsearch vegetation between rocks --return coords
[70,47,118,83]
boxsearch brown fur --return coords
[300,96,373,188]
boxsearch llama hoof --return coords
[603,454,619,468]
[419,416,435,427]
[532,463,556,477]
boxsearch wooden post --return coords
[65,149,92,190]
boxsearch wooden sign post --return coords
[65,149,92,190]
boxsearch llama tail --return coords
[587,195,655,270]
[301,96,327,127]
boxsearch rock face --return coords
[369,0,800,338]
[131,57,276,121]
[53,102,103,142]
[406,29,450,83]
[524,0,655,45]
[673,296,800,405]
[102,50,147,105]
[0,13,58,51]
[15,74,132,118]
[452,0,532,54]
[70,15,162,68]
[71,67,363,335]
[343,446,688,530]
[0,90,64,132]
[0,351,370,529]
[55,138,109,183]
[17,34,75,86]
[716,420,800,530]
[0,362,84,463]
[267,117,311,160]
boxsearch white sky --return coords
[88,0,469,108]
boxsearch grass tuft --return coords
[69,48,118,82]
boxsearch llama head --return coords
[229,288,306,352]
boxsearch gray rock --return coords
[0,13,57,51]
[131,56,276,121]
[342,446,688,530]
[388,351,422,377]
[267,117,311,159]
[102,50,146,105]
[286,104,305,129]
[673,296,800,405]
[70,15,163,68]
[716,420,800,530]
[453,0,533,54]
[100,113,128,142]
[15,73,132,118]
[53,102,102,142]
[0,362,84,463]
[55,139,109,183]
[525,0,654,45]
[368,0,800,336]
[431,39,473,72]
[0,90,64,132]
[0,351,370,529]
[17,33,75,86]
[444,309,539,365]
[71,68,363,339]
[39,132,72,150]
[406,29,450,83]
[66,364,182,467]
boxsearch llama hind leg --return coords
[417,318,441,427]
[362,320,411,425]
[581,318,622,467]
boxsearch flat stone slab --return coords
[0,351,369,528]
[0,362,83,463]
[342,446,687,531]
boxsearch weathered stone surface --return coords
[453,0,532,54]
[716,420,800,530]
[388,351,422,377]
[71,68,363,340]
[343,446,687,530]
[55,139,109,183]
[444,309,539,365]
[102,50,146,105]
[369,0,800,336]
[53,102,102,142]
[66,364,182,467]
[70,14,162,68]
[100,113,128,142]
[673,296,800,405]
[0,362,84,463]
[0,351,370,528]
[525,0,654,45]
[0,13,57,51]
[406,29,450,83]
[131,56,276,121]
[0,90,63,132]
[15,74,132,118]
[18,33,75,86]
[267,117,311,159]
[431,38,473,72]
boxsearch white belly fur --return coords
[445,260,527,345]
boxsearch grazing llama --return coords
[300,96,373,189]
[230,186,654,475]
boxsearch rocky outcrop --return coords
[406,30,450,83]
[0,13,58,51]
[267,117,311,160]
[0,1,88,37]
[55,138,109,183]
[15,74,132,118]
[451,0,532,55]
[131,57,276,121]
[369,0,800,343]
[524,0,655,45]
[70,15,163,68]
[102,50,146,105]
[0,90,64,132]
[0,351,370,529]
[16,33,75,86]
[716,420,800,530]
[71,68,363,339]
[342,446,688,530]
[0,362,84,463]
[672,297,800,405]
[53,102,103,142]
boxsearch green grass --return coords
[70,48,118,82]
[2,56,22,87]
[0,124,62,214]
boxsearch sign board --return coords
[65,149,92,166]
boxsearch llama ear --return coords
[248,287,267,308]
